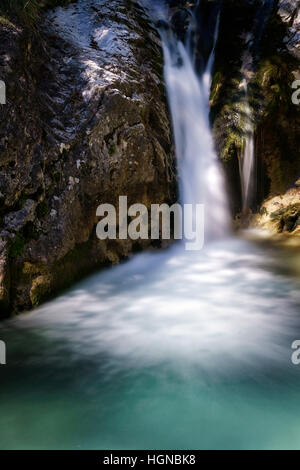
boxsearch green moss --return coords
[0,1,39,21]
[221,130,243,162]
[15,194,27,211]
[108,144,116,156]
[9,234,26,258]
[255,53,297,114]
[22,262,44,276]
[259,206,268,216]
[212,1,300,206]
[0,0,75,24]
[30,275,52,307]
[53,172,61,183]
[210,71,224,104]
[0,15,13,26]
[23,221,39,240]
[36,200,49,219]
[270,204,300,233]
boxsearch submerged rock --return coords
[0,0,177,316]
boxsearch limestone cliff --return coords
[0,0,176,316]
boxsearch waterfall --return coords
[240,79,255,213]
[4,1,300,452]
[239,0,275,215]
[159,3,230,241]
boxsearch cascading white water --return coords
[2,0,300,451]
[240,79,255,212]
[160,9,230,240]
[239,0,274,214]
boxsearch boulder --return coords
[0,0,177,315]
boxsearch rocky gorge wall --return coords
[0,0,177,316]
[211,0,300,240]
[164,0,300,240]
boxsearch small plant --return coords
[0,1,74,24]
[0,1,40,22]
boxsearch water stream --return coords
[1,238,300,449]
[239,0,275,213]
[1,0,300,450]
[161,6,229,238]
[240,79,255,213]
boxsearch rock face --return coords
[251,182,300,244]
[0,0,176,316]
[250,0,300,237]
[278,0,300,58]
[211,0,300,229]
[249,0,300,238]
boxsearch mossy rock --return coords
[36,201,49,219]
[30,274,52,307]
[9,234,26,258]
[0,0,75,23]
[271,204,300,233]
[22,261,47,276]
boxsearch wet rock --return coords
[278,0,300,58]
[251,181,300,240]
[170,8,192,42]
[0,0,177,315]
[156,19,170,31]
[0,241,10,316]
[4,199,36,232]
[211,0,300,216]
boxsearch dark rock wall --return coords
[211,0,300,217]
[0,0,177,316]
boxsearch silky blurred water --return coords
[1,0,299,450]
[1,237,300,449]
